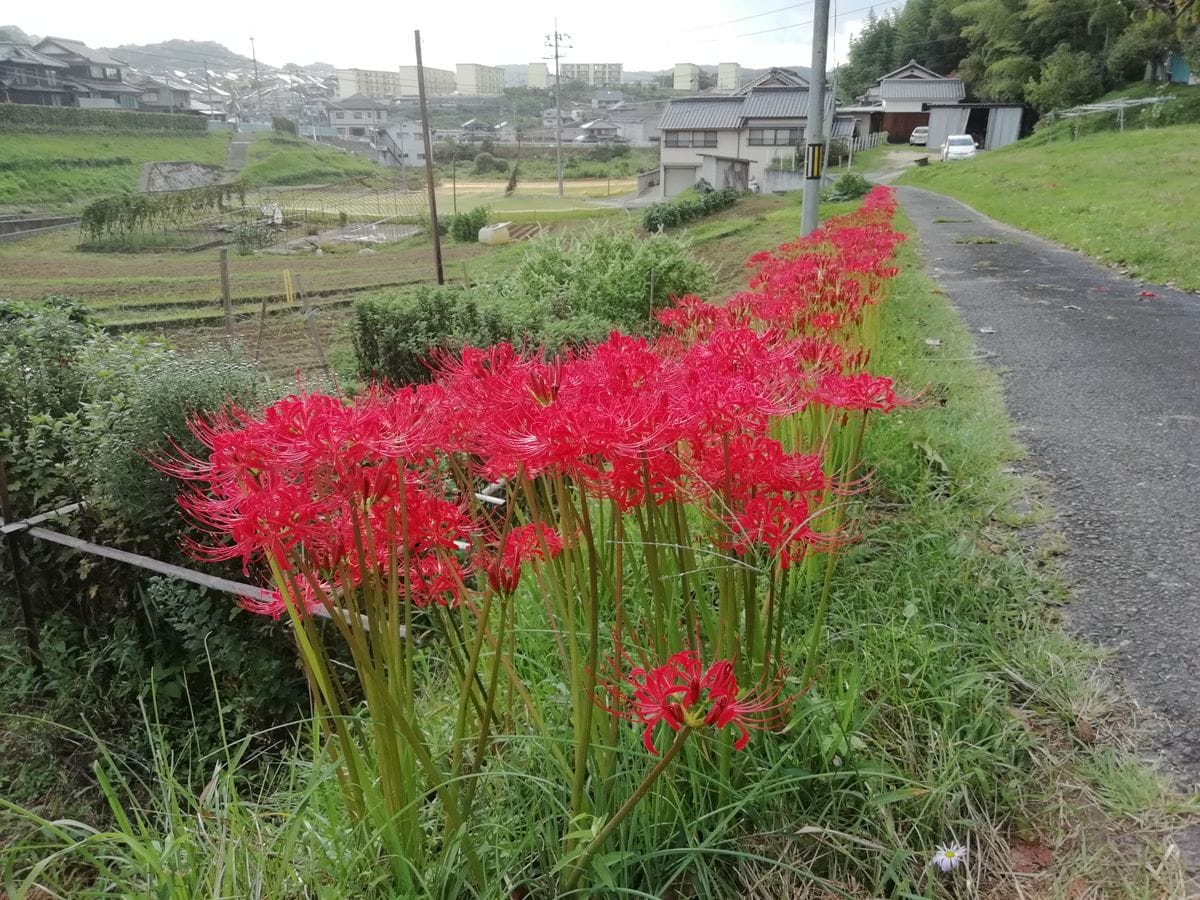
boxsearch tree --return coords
[838,11,900,99]
[698,70,718,90]
[1025,45,1102,110]
[1108,12,1179,80]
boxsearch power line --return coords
[681,1,813,32]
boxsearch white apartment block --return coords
[456,63,505,96]
[396,65,456,97]
[558,62,623,87]
[336,68,402,99]
[718,63,742,92]
[528,62,549,89]
[673,63,700,92]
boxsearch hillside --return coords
[898,123,1200,290]
[0,132,231,210]
[240,133,381,187]
[104,39,265,73]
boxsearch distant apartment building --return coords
[673,63,700,92]
[456,63,504,96]
[396,65,455,96]
[718,63,741,92]
[336,67,402,99]
[559,62,623,86]
[527,62,549,89]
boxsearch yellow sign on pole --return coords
[805,143,824,180]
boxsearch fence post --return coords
[219,248,235,350]
[0,457,44,676]
[295,273,331,378]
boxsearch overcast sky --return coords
[19,0,881,72]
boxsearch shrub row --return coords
[641,186,739,232]
[352,228,713,385]
[0,103,208,134]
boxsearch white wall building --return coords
[456,63,505,96]
[336,68,401,99]
[717,63,741,92]
[673,63,700,92]
[658,86,838,197]
[396,65,455,96]
[527,62,549,89]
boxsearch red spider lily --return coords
[814,372,907,413]
[605,650,790,753]
[480,523,565,595]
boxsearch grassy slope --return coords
[0,132,231,210]
[239,133,381,187]
[898,124,1200,290]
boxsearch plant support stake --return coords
[415,29,445,285]
[0,457,43,675]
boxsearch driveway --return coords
[896,186,1200,789]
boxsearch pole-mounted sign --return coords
[805,142,824,180]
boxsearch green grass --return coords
[899,124,1200,290]
[239,133,381,187]
[0,132,231,210]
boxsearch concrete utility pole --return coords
[203,57,216,121]
[414,30,445,285]
[800,0,831,236]
[545,21,571,199]
[250,36,264,123]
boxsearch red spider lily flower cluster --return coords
[479,523,564,596]
[168,187,907,611]
[606,650,788,753]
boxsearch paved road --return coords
[897,186,1200,785]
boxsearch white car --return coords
[941,134,978,161]
[908,126,929,146]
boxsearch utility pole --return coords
[800,0,830,235]
[545,21,571,199]
[250,36,264,124]
[415,30,445,285]
[203,57,216,122]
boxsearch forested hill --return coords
[837,0,1198,111]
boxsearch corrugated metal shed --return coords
[880,79,964,101]
[659,97,744,130]
[831,116,856,138]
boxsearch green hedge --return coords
[0,103,208,134]
[353,228,714,385]
[642,186,739,232]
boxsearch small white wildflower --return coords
[932,842,968,873]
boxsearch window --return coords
[664,130,718,148]
[748,128,802,146]
[353,112,363,120]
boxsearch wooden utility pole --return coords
[415,29,445,285]
[219,248,235,349]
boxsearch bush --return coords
[472,152,507,175]
[352,286,539,384]
[642,186,739,231]
[232,222,272,254]
[824,170,873,202]
[352,228,713,384]
[271,116,298,135]
[0,298,307,768]
[447,204,492,243]
[0,103,207,134]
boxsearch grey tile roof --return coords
[37,37,125,66]
[659,97,745,130]
[832,116,856,138]
[661,88,826,131]
[879,78,965,101]
[740,88,810,118]
[0,42,70,68]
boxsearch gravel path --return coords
[897,186,1200,789]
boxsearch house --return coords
[375,121,428,166]
[461,118,496,133]
[604,99,667,145]
[576,119,621,142]
[658,86,837,197]
[0,42,73,106]
[739,67,809,91]
[592,90,624,110]
[35,37,142,109]
[137,75,192,113]
[328,93,391,139]
[858,60,964,141]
